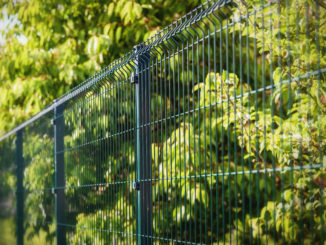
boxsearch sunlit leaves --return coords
[0,0,200,135]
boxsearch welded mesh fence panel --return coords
[0,0,325,244]
[146,0,325,244]
[62,67,137,244]
[22,112,55,244]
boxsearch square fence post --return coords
[15,130,24,245]
[133,44,153,245]
[53,101,66,245]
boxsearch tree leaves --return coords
[0,0,199,135]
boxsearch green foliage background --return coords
[0,0,202,134]
[0,0,202,243]
[0,0,325,244]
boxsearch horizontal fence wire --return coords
[0,0,325,244]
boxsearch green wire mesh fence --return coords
[0,0,325,244]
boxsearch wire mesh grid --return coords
[0,0,325,244]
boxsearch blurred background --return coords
[0,0,202,135]
[0,0,324,244]
[0,1,201,244]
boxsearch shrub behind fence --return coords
[0,0,325,244]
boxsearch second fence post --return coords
[133,44,153,245]
[53,101,66,245]
[15,130,24,245]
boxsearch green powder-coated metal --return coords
[54,103,66,245]
[15,130,24,245]
[0,0,325,244]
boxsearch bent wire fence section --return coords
[0,0,325,244]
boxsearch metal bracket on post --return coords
[15,130,24,245]
[133,181,140,191]
[130,72,139,84]
[133,44,153,245]
[53,100,66,245]
[51,187,58,195]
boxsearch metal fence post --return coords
[53,101,66,245]
[132,44,153,245]
[15,130,24,245]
